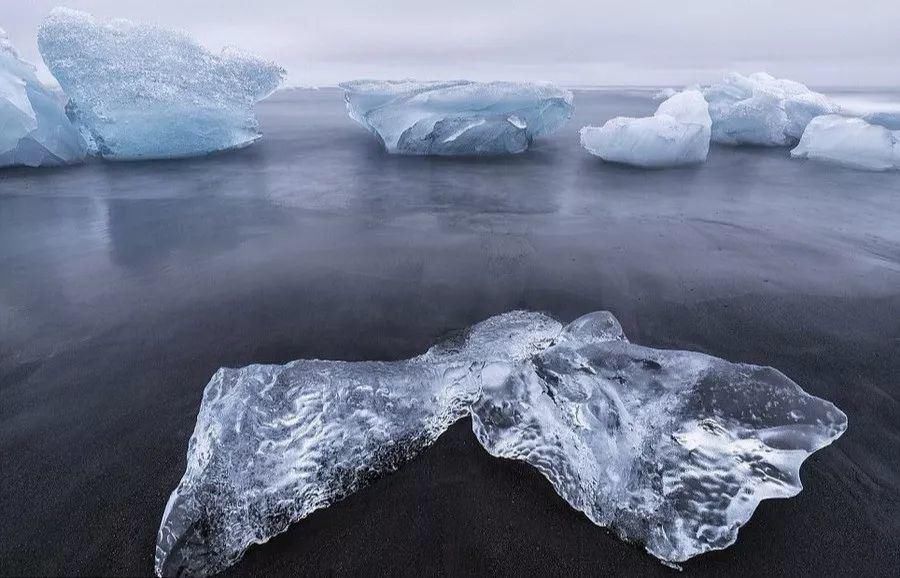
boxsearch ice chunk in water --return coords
[471,312,847,563]
[791,114,899,171]
[339,80,573,155]
[156,310,846,576]
[580,90,711,168]
[37,8,284,160]
[154,311,561,577]
[0,27,84,168]
[703,72,838,146]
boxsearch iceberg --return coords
[156,311,846,576]
[703,72,838,146]
[580,90,711,168]
[0,27,85,168]
[791,114,899,171]
[37,8,284,160]
[339,80,573,155]
[471,312,847,563]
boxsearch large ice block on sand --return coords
[580,90,711,168]
[339,80,573,155]
[0,27,84,168]
[37,8,284,160]
[791,114,899,171]
[155,312,561,577]
[703,72,838,146]
[156,310,846,576]
[471,312,848,563]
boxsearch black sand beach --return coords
[1,89,898,576]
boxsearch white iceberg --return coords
[1,27,84,168]
[703,72,838,146]
[156,310,846,576]
[37,8,284,160]
[580,90,711,168]
[791,114,899,171]
[339,80,573,155]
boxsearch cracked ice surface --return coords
[154,311,561,577]
[37,8,284,160]
[156,311,846,575]
[0,27,85,168]
[471,312,848,563]
[339,80,573,155]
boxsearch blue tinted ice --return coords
[156,311,846,576]
[37,8,284,160]
[580,90,711,168]
[339,80,573,155]
[0,27,84,168]
[703,72,838,146]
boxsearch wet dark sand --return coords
[1,89,898,576]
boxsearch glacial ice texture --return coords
[703,72,838,146]
[471,312,848,563]
[155,311,561,577]
[580,90,711,168]
[791,114,899,171]
[157,311,847,576]
[0,27,84,168]
[37,8,284,160]
[339,80,573,155]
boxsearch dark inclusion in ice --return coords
[155,311,847,576]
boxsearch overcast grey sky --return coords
[6,1,900,87]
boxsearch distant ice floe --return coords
[37,8,284,160]
[156,310,847,576]
[580,90,711,168]
[0,27,85,168]
[702,72,838,146]
[792,115,899,171]
[339,80,574,155]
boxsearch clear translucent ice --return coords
[0,27,84,168]
[156,311,847,576]
[580,90,711,168]
[702,72,838,146]
[37,8,284,160]
[472,312,847,563]
[155,311,561,577]
[791,114,899,171]
[339,80,574,155]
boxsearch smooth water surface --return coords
[1,89,898,576]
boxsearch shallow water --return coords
[0,89,898,576]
